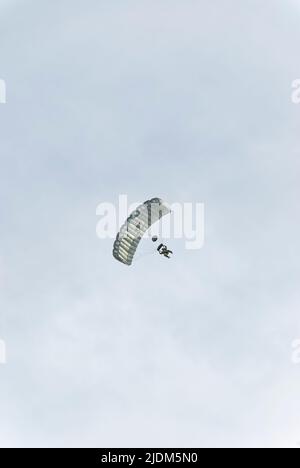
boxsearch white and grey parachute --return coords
[113,198,171,265]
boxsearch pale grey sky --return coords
[0,0,300,448]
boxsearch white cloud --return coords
[0,0,300,448]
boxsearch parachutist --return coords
[157,243,173,259]
[113,198,171,265]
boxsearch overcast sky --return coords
[1,0,300,448]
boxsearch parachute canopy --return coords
[113,198,171,266]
